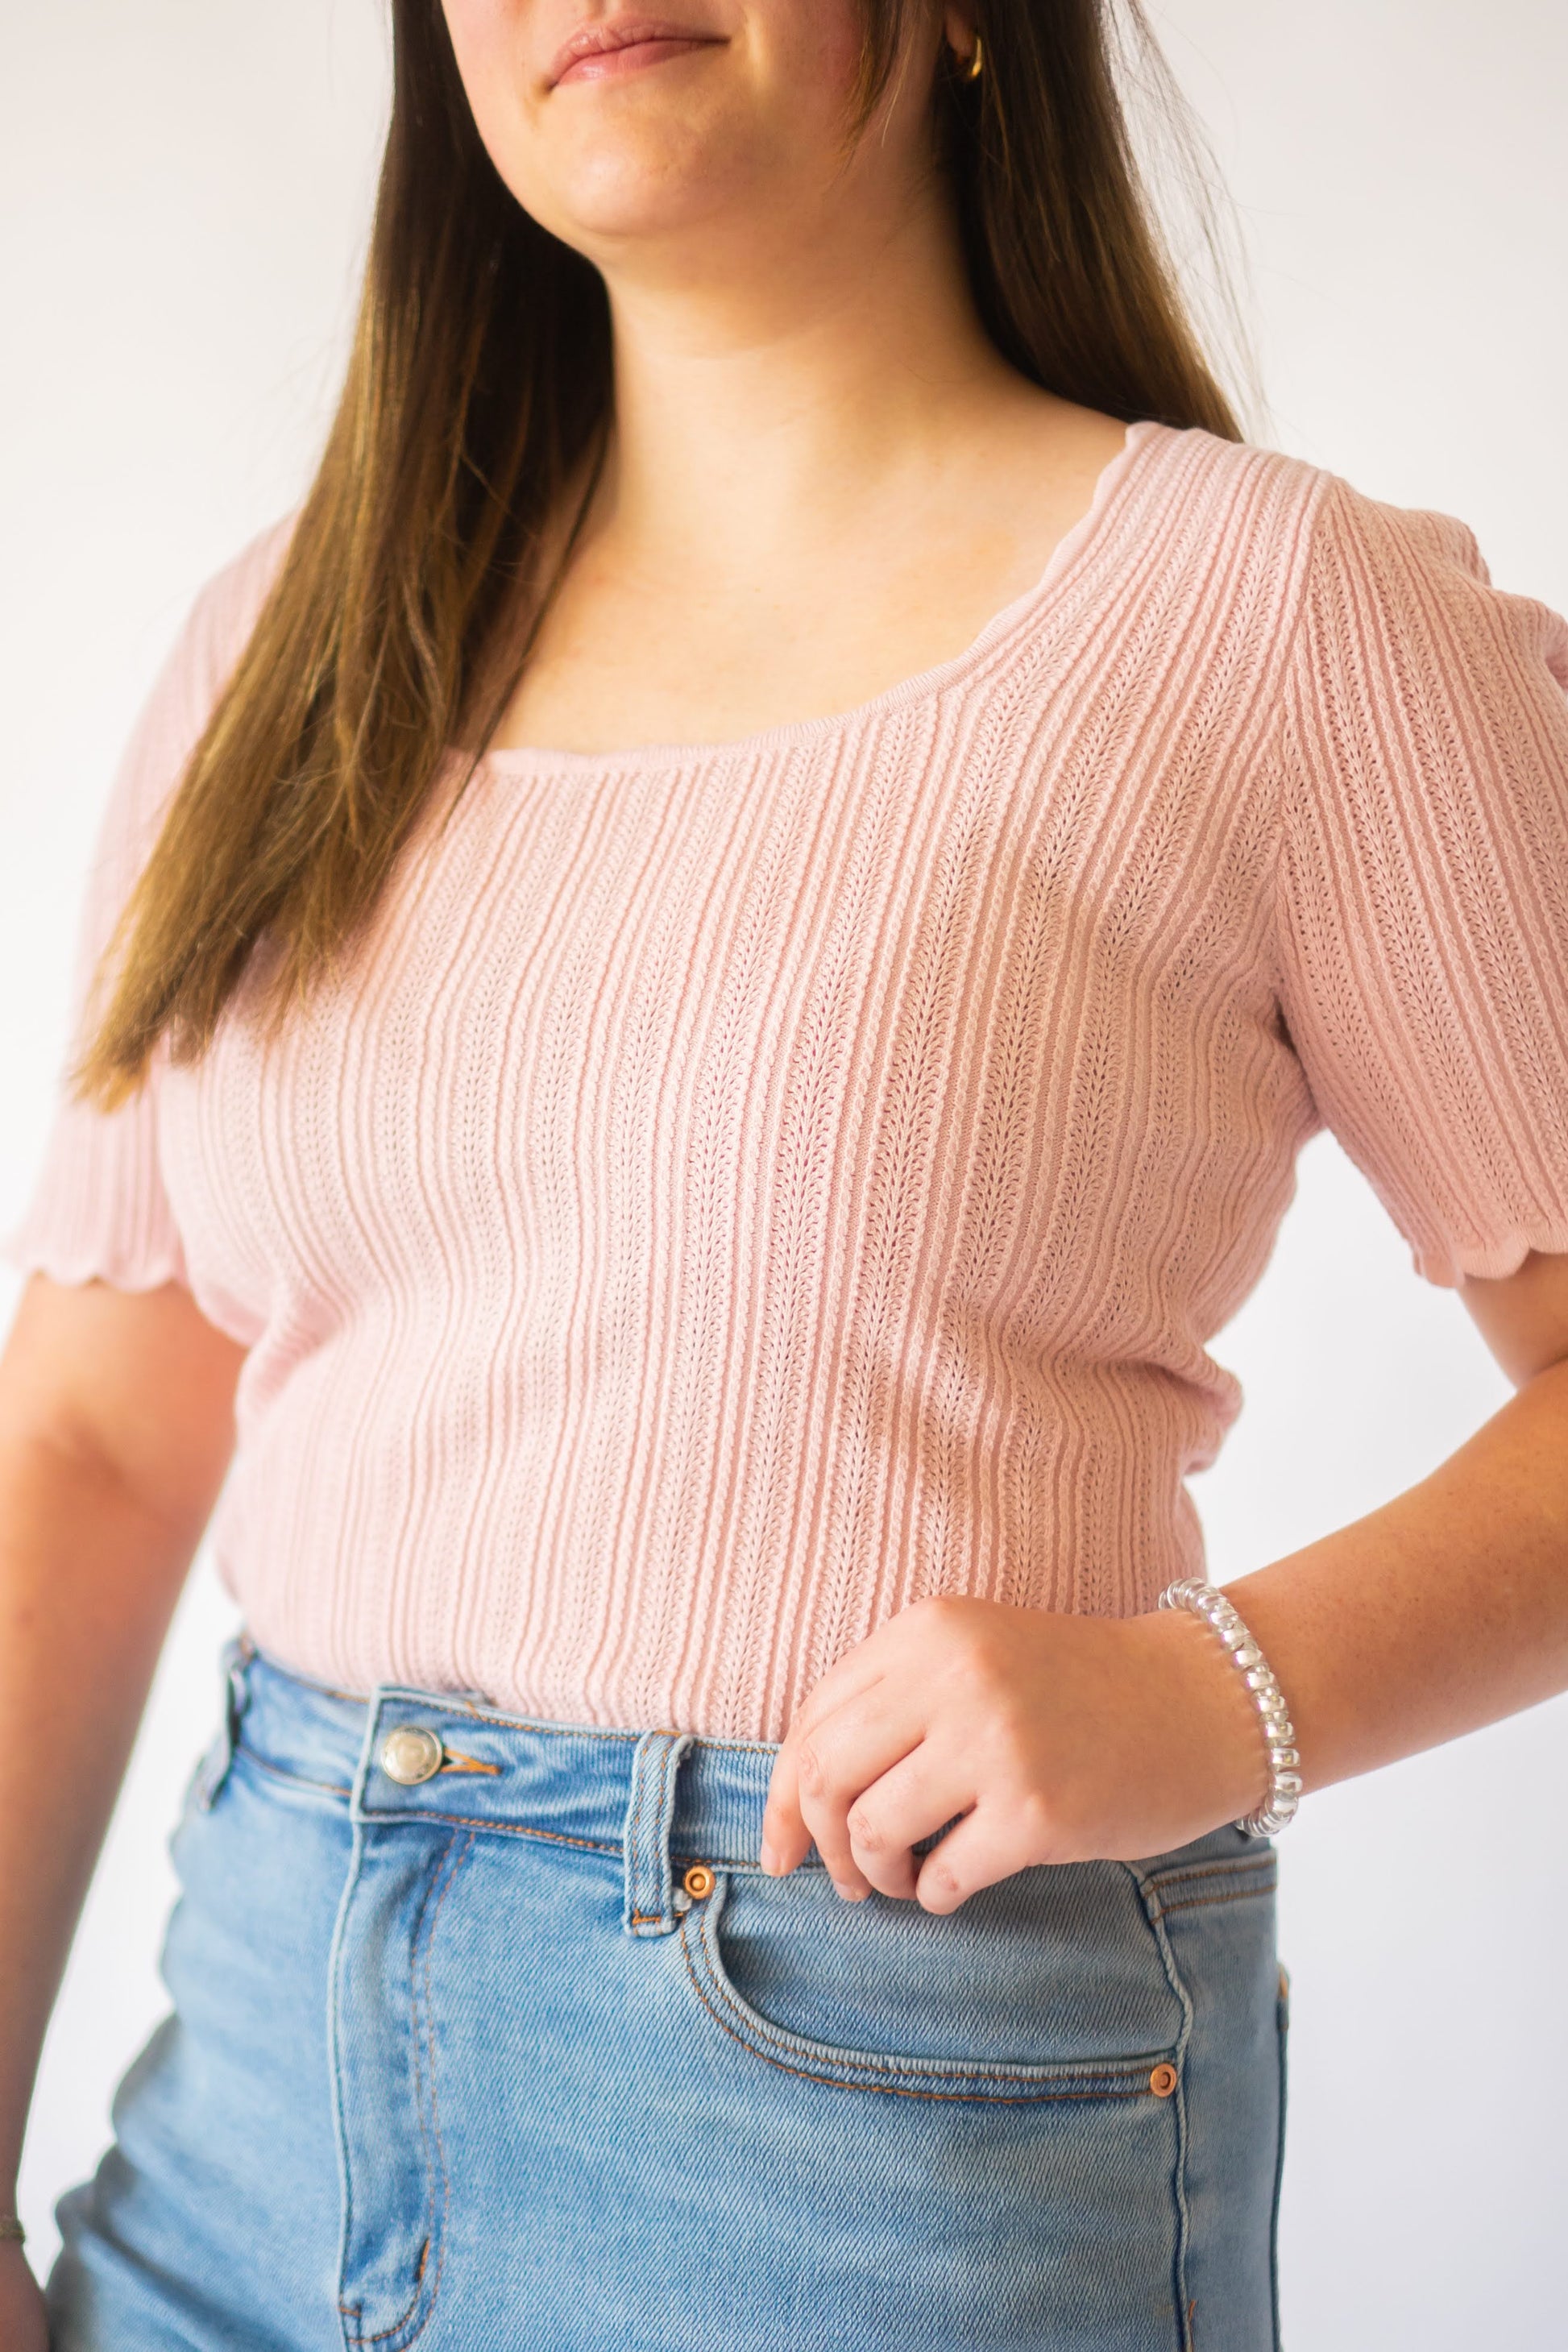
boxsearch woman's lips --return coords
[550,21,723,86]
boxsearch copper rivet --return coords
[1278,1964,1291,2002]
[1149,2063,1179,2099]
[682,1863,716,1900]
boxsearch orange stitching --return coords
[407,1831,468,2348]
[1152,1882,1278,1920]
[683,1947,1154,2106]
[343,1831,471,2350]
[678,1919,1160,2105]
[692,1927,1150,2088]
[234,1744,354,1799]
[342,1840,449,2348]
[359,1806,800,1872]
[1144,1857,1276,1894]
[435,1748,502,1777]
[359,1811,620,1856]
[410,1701,777,1762]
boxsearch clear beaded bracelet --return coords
[1157,1578,1304,1836]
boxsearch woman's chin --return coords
[523,150,756,257]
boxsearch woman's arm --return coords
[0,1276,242,2271]
[1233,1249,1568,1788]
[761,1249,1568,1910]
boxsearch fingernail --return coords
[758,1837,778,1874]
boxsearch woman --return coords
[3,0,1566,2344]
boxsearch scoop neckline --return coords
[467,415,1167,777]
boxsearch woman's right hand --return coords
[0,2242,48,2352]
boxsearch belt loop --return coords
[194,1629,255,1812]
[622,1729,695,1937]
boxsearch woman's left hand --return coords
[758,1595,1270,1913]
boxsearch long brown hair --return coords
[78,0,1245,1109]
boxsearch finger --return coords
[769,1690,925,1898]
[911,1800,1038,1916]
[762,1605,939,1879]
[762,1661,895,1877]
[777,1597,937,1758]
[759,1740,815,1877]
[781,1651,893,1756]
[844,1741,976,1902]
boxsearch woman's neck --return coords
[488,123,1130,757]
[584,164,1028,587]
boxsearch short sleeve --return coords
[1271,471,1568,1289]
[2,514,297,1293]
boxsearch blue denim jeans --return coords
[47,1636,1288,2350]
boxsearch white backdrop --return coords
[3,5,1565,2342]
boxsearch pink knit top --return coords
[9,421,1568,1738]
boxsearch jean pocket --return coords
[678,1856,1186,2103]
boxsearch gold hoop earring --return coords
[963,33,984,81]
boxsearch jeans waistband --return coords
[201,1632,821,1939]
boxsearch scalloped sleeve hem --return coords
[1418,1220,1568,1291]
[1,1093,190,1296]
[0,1226,189,1295]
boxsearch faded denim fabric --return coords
[47,1637,1288,2351]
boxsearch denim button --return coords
[380,1726,444,1785]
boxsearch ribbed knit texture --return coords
[9,421,1568,1736]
